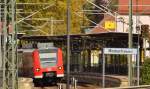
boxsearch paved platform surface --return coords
[18,77,99,89]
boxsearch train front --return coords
[32,47,64,84]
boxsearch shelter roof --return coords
[19,32,138,42]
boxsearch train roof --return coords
[18,47,58,52]
[38,47,58,50]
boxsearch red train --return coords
[32,47,64,85]
[19,44,64,86]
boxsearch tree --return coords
[141,25,150,42]
[16,0,89,35]
[107,0,118,11]
[141,57,150,84]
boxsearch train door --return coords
[22,49,34,77]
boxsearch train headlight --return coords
[36,68,40,72]
[58,66,62,70]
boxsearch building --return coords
[117,0,150,57]
[90,0,150,57]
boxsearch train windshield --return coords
[39,50,57,68]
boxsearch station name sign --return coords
[103,48,137,55]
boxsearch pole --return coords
[102,49,105,88]
[136,0,140,86]
[2,0,8,88]
[137,44,140,86]
[0,0,2,69]
[128,0,133,86]
[11,0,18,88]
[66,0,71,88]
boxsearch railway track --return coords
[31,83,99,89]
[69,72,105,84]
[33,86,58,89]
[0,71,124,88]
[68,72,122,87]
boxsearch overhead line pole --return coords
[136,0,140,86]
[11,0,18,88]
[1,0,17,89]
[128,0,133,86]
[0,0,2,70]
[66,0,71,88]
[2,0,8,88]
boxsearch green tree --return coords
[141,57,150,84]
[108,0,118,11]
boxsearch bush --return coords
[141,57,150,85]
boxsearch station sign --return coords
[103,48,137,55]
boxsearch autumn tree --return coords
[16,0,89,35]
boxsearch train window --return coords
[39,52,57,68]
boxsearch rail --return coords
[104,85,150,89]
[68,72,123,87]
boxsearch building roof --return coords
[118,0,150,15]
[91,26,109,33]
